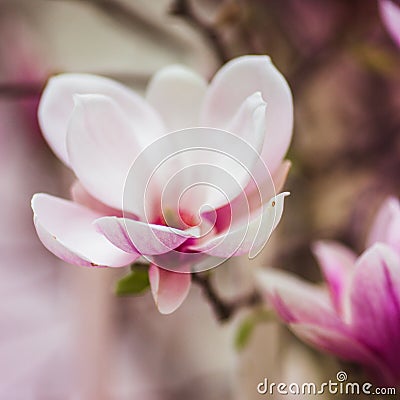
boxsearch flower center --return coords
[153,208,200,230]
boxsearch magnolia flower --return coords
[258,197,400,385]
[379,0,400,47]
[32,55,293,314]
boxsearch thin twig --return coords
[52,0,185,51]
[192,273,232,321]
[170,0,230,64]
[192,273,262,322]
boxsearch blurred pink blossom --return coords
[0,9,156,397]
[32,55,293,314]
[258,197,400,386]
[379,0,400,47]
[0,10,47,135]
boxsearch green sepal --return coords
[115,264,150,296]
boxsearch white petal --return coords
[32,193,138,267]
[38,73,164,166]
[123,127,269,221]
[66,94,151,214]
[146,65,207,131]
[201,55,293,174]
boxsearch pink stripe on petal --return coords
[312,240,357,313]
[94,216,199,256]
[189,193,288,258]
[345,243,400,372]
[206,160,291,234]
[257,269,341,329]
[291,323,392,384]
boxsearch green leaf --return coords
[234,308,275,351]
[115,267,150,296]
[235,318,256,351]
[352,43,400,77]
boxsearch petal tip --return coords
[149,266,191,314]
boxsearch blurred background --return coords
[1,0,399,399]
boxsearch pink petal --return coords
[312,240,357,312]
[290,323,391,381]
[345,243,400,371]
[188,192,288,258]
[201,55,293,174]
[256,268,341,329]
[146,65,207,131]
[367,196,400,252]
[271,160,292,194]
[31,193,138,267]
[148,265,191,314]
[387,210,400,253]
[205,160,291,233]
[380,0,400,48]
[94,216,200,256]
[38,73,163,166]
[66,94,151,214]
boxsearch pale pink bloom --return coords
[33,55,293,314]
[258,197,400,385]
[379,0,400,47]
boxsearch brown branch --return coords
[52,0,184,51]
[0,72,150,99]
[0,82,43,98]
[192,273,262,322]
[170,0,230,65]
[51,0,153,31]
